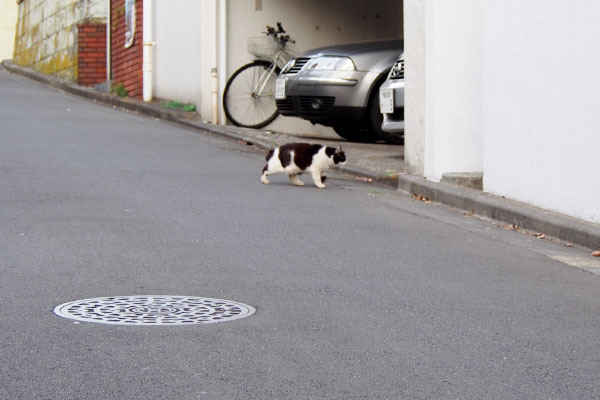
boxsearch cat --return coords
[261,143,346,188]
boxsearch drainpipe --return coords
[106,0,111,82]
[218,0,227,124]
[211,0,219,123]
[143,0,154,102]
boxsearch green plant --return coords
[161,101,197,112]
[111,83,128,98]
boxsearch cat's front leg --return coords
[311,171,326,188]
[288,174,305,186]
[261,171,271,184]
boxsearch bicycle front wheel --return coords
[223,60,281,128]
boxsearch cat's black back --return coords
[278,143,324,170]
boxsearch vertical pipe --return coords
[211,0,219,123]
[218,0,227,125]
[106,0,111,81]
[143,0,154,102]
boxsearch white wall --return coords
[405,0,600,223]
[403,0,426,176]
[404,0,483,181]
[482,1,600,223]
[154,0,206,107]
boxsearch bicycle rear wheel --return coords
[223,60,281,128]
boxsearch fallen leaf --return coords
[412,194,432,203]
[502,224,522,232]
[592,251,600,257]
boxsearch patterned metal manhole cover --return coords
[53,296,256,325]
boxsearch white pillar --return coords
[404,0,483,182]
[210,0,219,123]
[218,0,227,125]
[143,0,154,102]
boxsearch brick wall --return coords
[77,23,107,87]
[111,0,143,99]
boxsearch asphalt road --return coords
[1,69,600,400]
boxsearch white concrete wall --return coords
[153,0,402,133]
[0,0,18,60]
[153,0,205,107]
[403,0,426,176]
[482,0,600,223]
[404,0,482,181]
[405,0,600,223]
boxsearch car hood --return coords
[300,39,404,73]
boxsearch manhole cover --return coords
[53,296,255,325]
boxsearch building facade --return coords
[404,0,600,223]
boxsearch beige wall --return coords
[0,0,18,60]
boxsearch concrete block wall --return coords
[111,0,143,99]
[13,0,106,80]
[77,22,106,86]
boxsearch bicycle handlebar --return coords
[264,22,295,46]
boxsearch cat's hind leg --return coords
[311,171,326,188]
[288,174,305,186]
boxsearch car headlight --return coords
[281,58,296,74]
[306,56,356,71]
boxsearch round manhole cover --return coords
[53,296,256,325]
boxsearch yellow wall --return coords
[0,0,18,60]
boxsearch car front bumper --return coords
[275,70,380,126]
[379,78,405,133]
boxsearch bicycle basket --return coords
[247,36,280,59]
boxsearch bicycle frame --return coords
[254,50,285,97]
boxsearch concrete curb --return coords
[3,60,600,250]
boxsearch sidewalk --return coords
[3,59,600,251]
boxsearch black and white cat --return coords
[261,143,346,188]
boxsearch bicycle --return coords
[223,22,295,128]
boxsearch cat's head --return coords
[326,145,346,165]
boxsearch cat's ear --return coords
[336,145,343,153]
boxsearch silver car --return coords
[378,55,404,144]
[275,39,403,143]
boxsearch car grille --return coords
[275,98,295,112]
[390,107,404,121]
[389,58,404,80]
[276,96,335,116]
[283,57,311,74]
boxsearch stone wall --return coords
[14,0,106,80]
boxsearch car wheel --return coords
[332,125,378,143]
[369,82,404,145]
